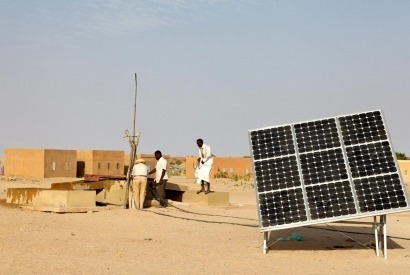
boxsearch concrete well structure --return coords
[4,148,77,178]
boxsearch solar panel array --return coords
[249,110,410,230]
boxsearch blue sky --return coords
[1,0,410,158]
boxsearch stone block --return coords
[7,188,96,207]
[95,180,127,205]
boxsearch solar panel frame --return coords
[249,110,410,232]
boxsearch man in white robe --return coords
[196,138,213,194]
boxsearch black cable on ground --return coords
[166,201,258,221]
[144,185,259,227]
[145,209,259,228]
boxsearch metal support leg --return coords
[373,215,388,259]
[382,215,387,259]
[263,231,269,254]
[373,216,379,256]
[378,216,383,257]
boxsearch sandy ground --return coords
[1,177,410,274]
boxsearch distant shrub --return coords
[243,173,252,181]
[213,169,253,182]
[171,170,181,176]
[214,169,229,179]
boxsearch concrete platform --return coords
[20,205,118,213]
[175,190,230,206]
[51,181,106,190]
[7,188,96,207]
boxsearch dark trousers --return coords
[149,180,168,206]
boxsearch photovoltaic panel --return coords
[249,110,410,231]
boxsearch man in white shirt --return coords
[196,138,214,194]
[148,150,168,206]
[131,158,149,209]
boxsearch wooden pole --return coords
[123,74,139,209]
[133,73,137,139]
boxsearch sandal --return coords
[197,189,205,194]
[205,190,210,194]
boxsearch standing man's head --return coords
[196,139,204,148]
[135,158,146,165]
[154,150,162,160]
